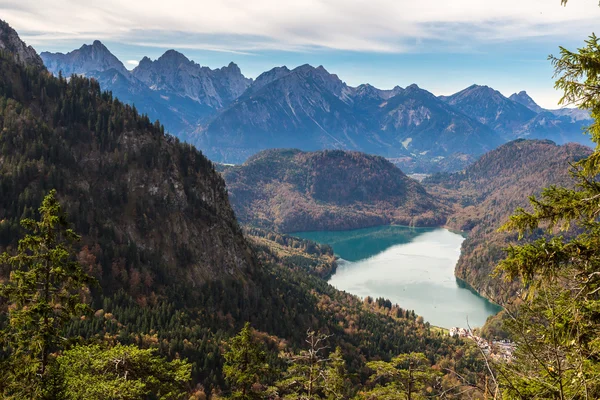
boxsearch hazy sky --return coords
[2,0,599,108]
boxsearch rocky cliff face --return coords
[132,51,252,109]
[0,20,44,68]
[41,40,130,77]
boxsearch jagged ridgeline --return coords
[0,21,481,394]
[40,38,593,174]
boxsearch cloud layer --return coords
[3,0,600,53]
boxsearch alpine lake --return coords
[294,226,501,329]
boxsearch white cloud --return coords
[2,0,599,53]
[125,59,139,67]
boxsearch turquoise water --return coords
[294,226,501,328]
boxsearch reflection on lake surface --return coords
[294,226,501,328]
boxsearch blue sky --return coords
[3,0,599,108]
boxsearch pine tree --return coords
[362,352,440,400]
[275,330,346,400]
[321,347,348,400]
[223,322,270,400]
[0,190,95,398]
[57,343,191,400]
[495,30,600,399]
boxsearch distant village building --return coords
[449,327,516,361]
[448,327,470,337]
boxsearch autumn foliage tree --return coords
[0,190,95,398]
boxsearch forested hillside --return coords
[0,46,255,300]
[222,148,447,232]
[424,139,592,300]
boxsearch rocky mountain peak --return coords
[225,61,241,72]
[441,84,538,134]
[131,49,195,76]
[40,39,128,78]
[405,83,421,92]
[157,49,191,66]
[291,64,351,102]
[461,84,504,100]
[293,63,317,75]
[131,49,251,108]
[400,83,437,100]
[0,19,44,68]
[509,90,544,113]
[247,66,291,94]
[390,85,404,96]
[353,83,386,101]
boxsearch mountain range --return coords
[41,42,594,171]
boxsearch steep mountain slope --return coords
[0,20,43,68]
[199,65,391,163]
[508,90,544,113]
[222,149,446,232]
[0,51,255,297]
[424,139,592,301]
[440,84,537,135]
[87,67,211,135]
